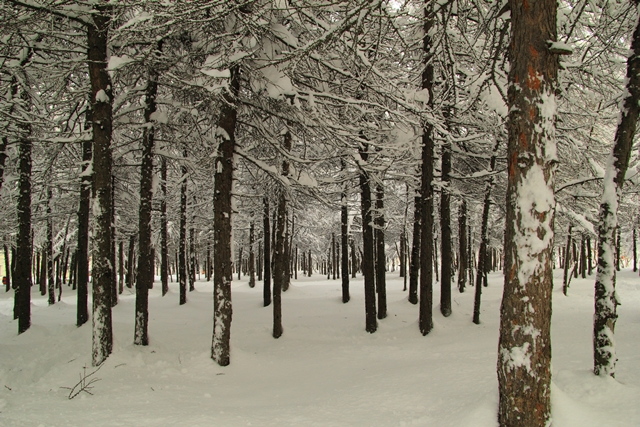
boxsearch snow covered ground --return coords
[0,268,639,426]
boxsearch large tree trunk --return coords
[375,182,387,319]
[498,0,558,424]
[593,10,640,378]
[457,200,467,293]
[440,142,452,317]
[77,137,91,327]
[15,136,32,334]
[211,65,239,366]
[179,149,188,305]
[359,145,377,333]
[134,64,159,346]
[160,156,169,296]
[419,2,435,336]
[263,197,272,306]
[88,6,114,366]
[273,129,291,339]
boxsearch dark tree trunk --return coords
[419,2,435,336]
[615,226,621,271]
[160,156,169,296]
[39,251,46,296]
[273,129,291,338]
[408,194,421,305]
[375,183,387,319]
[580,235,587,279]
[331,232,336,280]
[498,0,557,424]
[263,197,272,306]
[562,226,573,296]
[359,145,377,333]
[634,228,637,272]
[593,10,640,377]
[47,188,54,305]
[15,136,32,333]
[134,63,159,346]
[473,141,499,323]
[341,173,350,303]
[118,241,124,294]
[350,239,356,279]
[249,221,256,288]
[4,245,10,292]
[308,250,312,277]
[110,175,117,307]
[77,135,91,327]
[179,149,188,305]
[211,65,239,366]
[88,5,116,366]
[189,226,196,291]
[126,234,135,289]
[458,200,467,293]
[440,142,452,317]
[257,241,263,281]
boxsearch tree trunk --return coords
[15,136,32,333]
[211,65,239,366]
[273,129,291,338]
[498,0,557,424]
[634,228,637,273]
[440,142,452,317]
[593,10,640,378]
[458,200,467,293]
[179,149,188,305]
[615,226,621,271]
[562,225,573,297]
[110,175,117,307]
[587,236,593,276]
[580,235,587,279]
[160,155,169,296]
[118,241,124,294]
[4,245,10,292]
[375,183,387,319]
[249,221,256,288]
[77,135,91,327]
[47,188,55,305]
[408,194,421,305]
[88,6,114,366]
[341,170,350,302]
[134,63,159,346]
[359,145,377,333]
[189,226,196,291]
[419,2,435,336]
[263,197,272,306]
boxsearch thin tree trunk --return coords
[580,235,587,279]
[375,182,387,319]
[341,167,350,302]
[160,155,169,296]
[134,61,159,346]
[498,0,557,423]
[458,200,467,293]
[126,234,136,289]
[440,141,452,317]
[179,149,187,305]
[110,175,117,307]
[211,65,239,366]
[15,135,32,333]
[4,245,10,292]
[273,129,291,338]
[249,221,256,288]
[263,197,271,306]
[634,228,637,272]
[359,145,377,333]
[408,193,421,305]
[118,241,124,294]
[593,9,640,377]
[189,226,196,291]
[47,188,55,305]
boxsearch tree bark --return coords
[408,194,421,304]
[15,136,32,333]
[498,0,558,424]
[593,10,640,377]
[110,175,117,307]
[273,129,291,338]
[359,145,377,333]
[179,149,188,305]
[562,225,573,296]
[458,200,467,293]
[211,65,239,366]
[419,1,435,336]
[77,136,91,326]
[341,167,350,302]
[375,182,387,319]
[134,63,159,346]
[88,6,114,366]
[634,228,637,272]
[47,187,55,305]
[249,221,256,288]
[160,156,169,296]
[440,142,452,317]
[263,197,272,306]
[4,245,10,292]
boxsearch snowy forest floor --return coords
[0,269,639,427]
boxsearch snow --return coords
[95,90,109,103]
[107,55,134,71]
[1,270,640,426]
[149,111,168,124]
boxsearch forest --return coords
[1,1,640,426]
